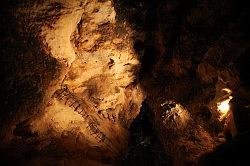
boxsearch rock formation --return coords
[1,0,144,165]
[1,0,250,165]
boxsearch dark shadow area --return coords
[0,2,60,165]
[122,101,169,166]
[114,0,158,80]
[114,0,250,165]
[200,132,250,166]
[200,95,250,165]
[0,1,60,125]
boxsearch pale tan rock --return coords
[4,0,144,164]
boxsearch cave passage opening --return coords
[122,101,170,166]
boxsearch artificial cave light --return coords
[217,98,231,114]
[217,88,233,120]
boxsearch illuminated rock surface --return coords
[0,0,143,165]
[1,0,250,166]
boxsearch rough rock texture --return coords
[1,0,250,165]
[116,0,250,165]
[0,0,144,165]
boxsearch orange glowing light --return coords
[216,88,233,120]
[217,96,233,120]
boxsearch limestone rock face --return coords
[0,0,144,165]
[1,0,250,165]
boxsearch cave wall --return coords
[115,0,250,165]
[1,0,250,165]
[0,0,144,165]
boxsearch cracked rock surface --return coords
[0,0,143,165]
[1,0,250,165]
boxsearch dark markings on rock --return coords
[110,114,116,122]
[69,101,77,107]
[52,86,109,143]
[98,109,116,122]
[87,119,106,143]
[52,86,92,119]
[118,111,128,128]
[130,103,137,112]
